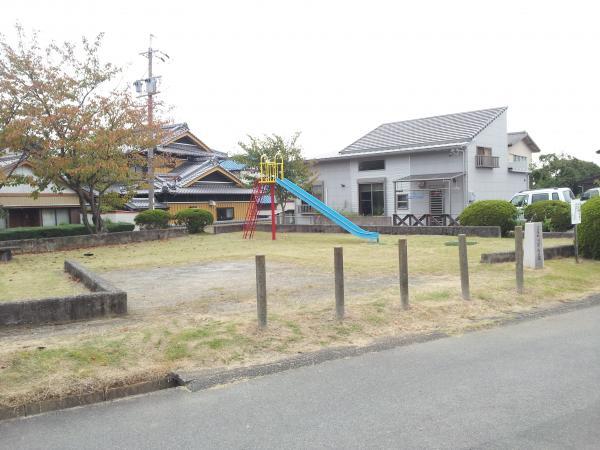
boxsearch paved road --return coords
[3,306,600,449]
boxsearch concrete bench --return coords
[0,246,19,262]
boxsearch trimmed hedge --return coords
[173,208,213,234]
[524,200,571,232]
[579,197,600,259]
[0,222,134,242]
[458,200,517,236]
[106,222,135,233]
[134,209,171,230]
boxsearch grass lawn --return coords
[0,231,598,408]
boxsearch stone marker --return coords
[524,222,544,269]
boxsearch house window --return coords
[513,154,528,162]
[42,208,71,227]
[396,193,409,210]
[476,146,492,157]
[358,160,385,171]
[359,183,384,216]
[217,207,234,221]
[311,183,324,201]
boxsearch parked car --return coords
[510,188,575,208]
[510,188,575,220]
[581,187,600,203]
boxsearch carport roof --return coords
[396,172,464,182]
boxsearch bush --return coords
[0,222,136,241]
[458,200,518,236]
[106,222,135,233]
[524,200,571,232]
[173,208,213,234]
[134,209,171,230]
[578,197,600,259]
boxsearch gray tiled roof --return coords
[507,131,541,153]
[125,198,168,210]
[340,107,507,155]
[507,131,527,146]
[174,184,253,195]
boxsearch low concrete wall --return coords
[4,228,186,254]
[309,215,393,226]
[213,223,501,238]
[0,260,126,326]
[507,230,574,239]
[481,245,575,264]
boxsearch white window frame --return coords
[396,192,409,211]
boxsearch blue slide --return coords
[276,178,380,242]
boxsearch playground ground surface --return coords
[1,231,599,408]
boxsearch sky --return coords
[2,0,600,163]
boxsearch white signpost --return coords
[524,222,544,269]
[571,199,581,263]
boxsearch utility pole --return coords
[134,35,168,210]
[146,37,155,210]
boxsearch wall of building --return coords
[312,159,353,212]
[467,111,528,202]
[167,201,251,221]
[314,150,466,218]
[508,139,534,165]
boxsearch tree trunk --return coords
[76,190,94,233]
[88,189,104,233]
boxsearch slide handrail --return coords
[275,178,379,242]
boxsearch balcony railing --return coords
[475,155,500,168]
[296,204,315,214]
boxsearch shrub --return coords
[578,197,600,259]
[0,222,136,241]
[524,200,571,232]
[458,200,517,236]
[173,208,213,234]
[106,222,135,233]
[134,209,171,230]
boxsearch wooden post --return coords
[458,234,470,300]
[574,224,579,264]
[515,226,524,294]
[398,239,409,309]
[255,255,267,328]
[334,247,344,320]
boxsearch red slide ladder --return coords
[243,179,266,239]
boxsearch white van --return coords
[581,187,600,203]
[510,188,575,208]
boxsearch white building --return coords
[305,107,540,220]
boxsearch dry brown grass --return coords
[0,231,597,408]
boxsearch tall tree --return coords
[235,133,313,215]
[530,153,600,193]
[0,27,160,232]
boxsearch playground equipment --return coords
[243,154,379,242]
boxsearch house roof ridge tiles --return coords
[340,106,507,155]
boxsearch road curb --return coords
[2,293,599,421]
[0,376,176,422]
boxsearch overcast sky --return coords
[2,0,600,163]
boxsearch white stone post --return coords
[524,222,544,269]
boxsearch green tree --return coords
[0,27,160,233]
[530,153,600,194]
[234,133,314,216]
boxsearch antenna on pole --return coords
[133,34,169,210]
